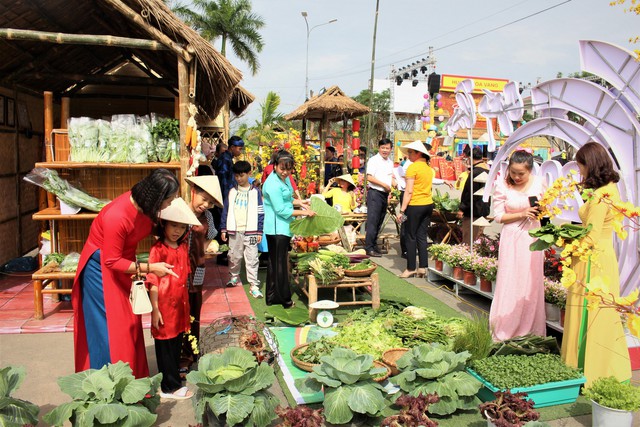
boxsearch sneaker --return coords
[226,277,241,287]
[249,286,263,299]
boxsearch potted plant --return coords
[274,405,324,427]
[392,343,482,416]
[0,366,39,426]
[474,256,498,292]
[583,376,640,427]
[460,252,478,286]
[381,392,440,427]
[479,389,540,427]
[43,361,162,427]
[296,347,387,425]
[445,245,470,280]
[473,233,500,258]
[186,346,280,427]
[543,279,563,322]
[428,243,451,271]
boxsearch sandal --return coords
[160,386,193,400]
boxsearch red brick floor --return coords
[0,261,253,334]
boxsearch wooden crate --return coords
[52,130,69,162]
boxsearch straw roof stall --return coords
[284,86,370,122]
[0,0,242,118]
[230,85,256,116]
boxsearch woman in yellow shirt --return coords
[396,141,434,278]
[322,174,357,213]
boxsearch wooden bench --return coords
[32,269,75,320]
[300,273,380,322]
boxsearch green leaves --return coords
[186,347,278,427]
[43,361,161,427]
[0,366,39,427]
[528,223,592,251]
[289,197,345,237]
[583,376,640,411]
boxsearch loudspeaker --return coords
[428,73,441,96]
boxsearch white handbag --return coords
[129,261,152,315]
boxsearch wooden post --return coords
[342,118,348,171]
[43,92,55,207]
[178,56,190,198]
[60,97,70,128]
[319,116,325,189]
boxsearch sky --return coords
[219,0,637,128]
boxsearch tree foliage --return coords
[352,89,390,147]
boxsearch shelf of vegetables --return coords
[427,267,564,333]
[35,161,181,169]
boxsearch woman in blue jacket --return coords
[262,150,315,308]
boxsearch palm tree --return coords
[239,91,286,147]
[174,0,265,75]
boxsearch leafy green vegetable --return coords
[294,338,342,364]
[0,366,39,427]
[44,253,66,266]
[393,344,482,416]
[186,347,279,427]
[470,353,582,389]
[290,197,345,237]
[43,361,161,427]
[347,259,375,270]
[327,318,403,359]
[490,334,560,356]
[433,189,461,212]
[583,376,640,411]
[25,168,108,212]
[296,348,387,424]
[528,223,592,251]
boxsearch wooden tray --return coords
[344,263,378,277]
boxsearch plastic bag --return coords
[60,252,81,272]
[24,168,108,212]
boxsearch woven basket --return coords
[372,360,391,383]
[290,343,318,372]
[344,263,378,277]
[382,348,409,376]
[318,236,341,246]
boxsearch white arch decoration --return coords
[485,40,640,295]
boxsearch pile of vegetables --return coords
[433,188,461,212]
[24,168,108,212]
[347,258,375,271]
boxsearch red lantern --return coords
[326,142,331,148]
[352,156,360,169]
[352,137,360,150]
[300,164,307,179]
[352,119,360,132]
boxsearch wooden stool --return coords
[301,273,380,322]
[32,269,75,320]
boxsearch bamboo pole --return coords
[178,57,190,198]
[60,97,70,129]
[102,0,192,63]
[43,92,55,208]
[0,28,170,51]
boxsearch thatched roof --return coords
[230,85,255,116]
[284,85,370,122]
[0,0,243,117]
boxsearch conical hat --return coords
[159,197,201,226]
[473,172,489,183]
[399,140,430,155]
[472,216,492,227]
[335,174,356,189]
[185,175,223,207]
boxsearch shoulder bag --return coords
[130,260,152,315]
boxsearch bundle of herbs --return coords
[24,168,108,212]
[293,337,342,365]
[470,353,583,389]
[489,334,560,356]
[451,314,493,362]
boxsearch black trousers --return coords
[155,333,184,393]
[180,288,202,369]
[365,188,389,252]
[399,190,407,257]
[266,234,293,307]
[405,204,434,271]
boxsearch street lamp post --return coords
[301,12,337,100]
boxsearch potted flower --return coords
[446,244,470,280]
[460,252,478,286]
[583,376,640,427]
[543,279,563,322]
[479,389,540,427]
[474,233,500,258]
[474,256,498,293]
[428,243,451,272]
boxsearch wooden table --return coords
[32,268,76,320]
[300,273,380,322]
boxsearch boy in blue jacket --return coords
[220,161,265,298]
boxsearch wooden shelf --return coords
[35,161,181,169]
[33,207,98,220]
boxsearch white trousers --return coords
[228,232,260,287]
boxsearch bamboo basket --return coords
[382,348,409,376]
[317,236,341,246]
[290,343,317,372]
[344,263,378,277]
[372,360,391,383]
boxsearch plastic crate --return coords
[467,368,586,408]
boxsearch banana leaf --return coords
[289,197,345,237]
[490,334,560,356]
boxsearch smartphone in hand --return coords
[528,196,539,208]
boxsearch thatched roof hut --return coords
[284,86,370,122]
[0,0,242,118]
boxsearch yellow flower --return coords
[556,238,565,247]
[613,221,628,240]
[586,293,602,312]
[616,289,639,306]
[627,314,640,339]
[561,267,577,288]
[587,275,610,294]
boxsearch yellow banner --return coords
[441,74,509,94]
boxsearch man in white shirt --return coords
[365,138,395,257]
